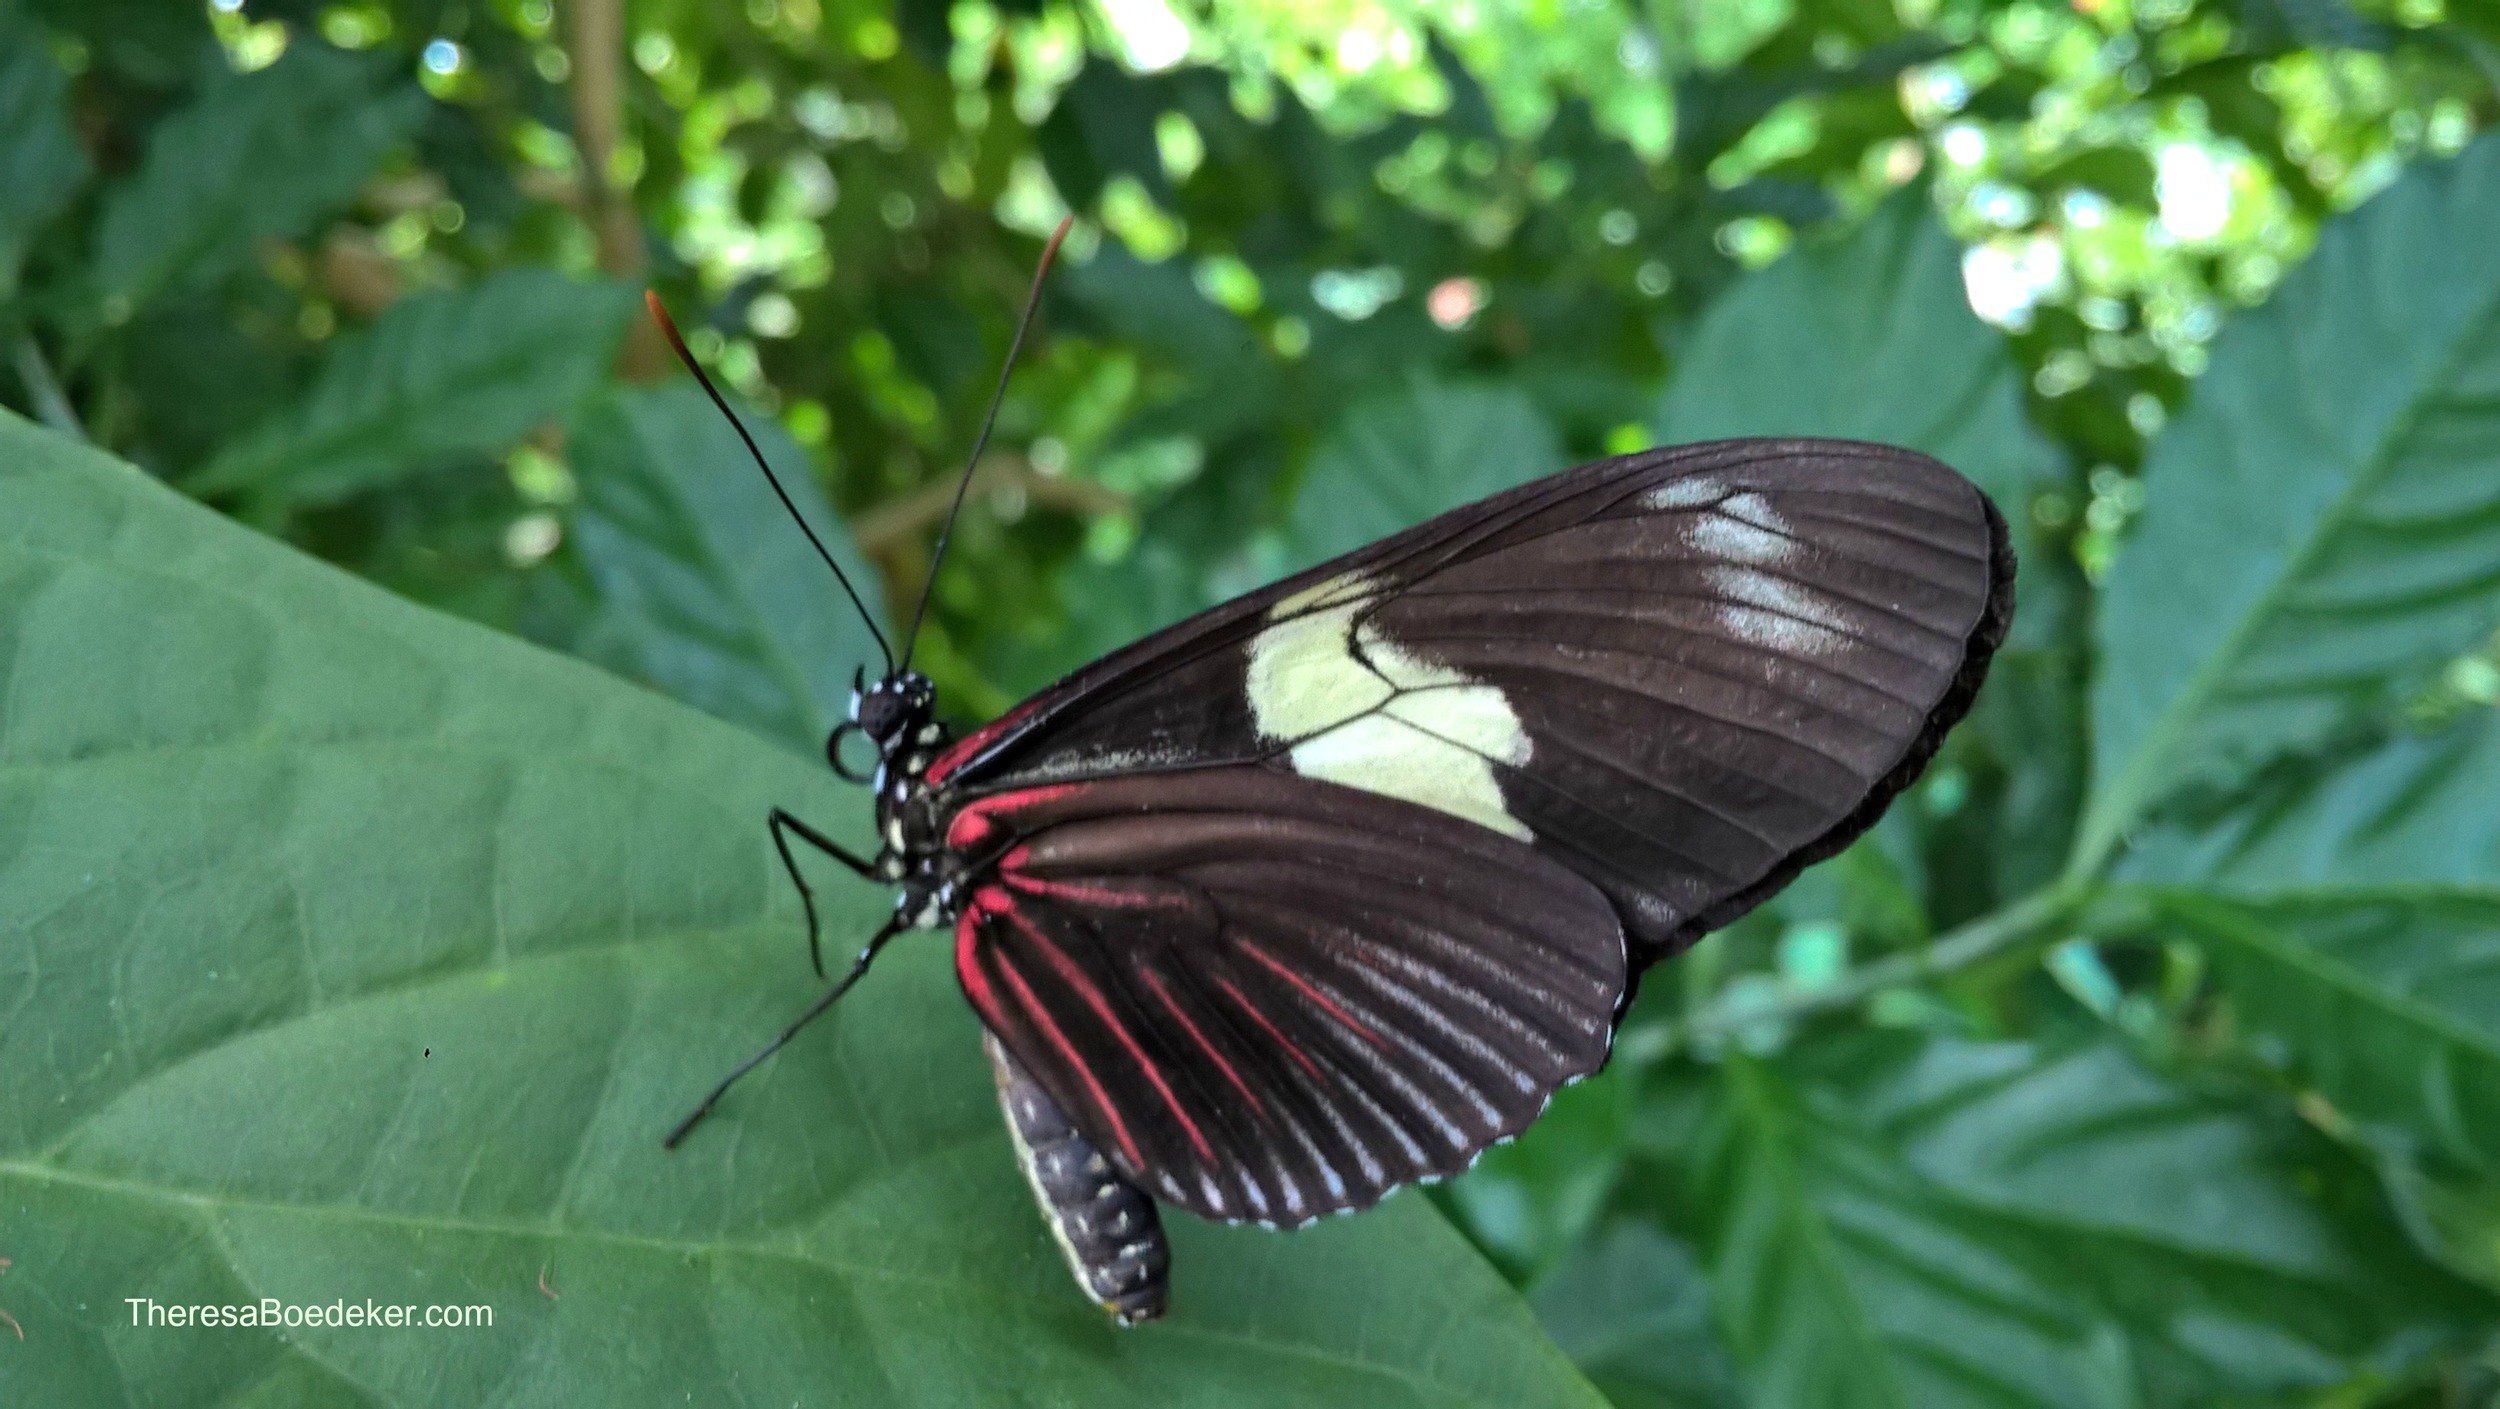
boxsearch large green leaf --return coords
[1288,375,1565,564]
[1526,1221,1741,1409]
[193,270,631,502]
[2081,135,2500,874]
[565,382,889,755]
[86,44,424,322]
[1673,1037,2476,1407]
[2133,712,2500,1178]
[0,411,1601,1406]
[0,0,86,299]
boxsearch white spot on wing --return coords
[1641,475,1725,509]
[1245,571,1532,839]
[1673,491,1850,656]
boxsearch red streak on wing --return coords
[1235,941,1387,1049]
[1002,869,1171,911]
[928,695,1044,785]
[1136,966,1266,1118]
[943,783,1082,851]
[986,940,1146,1169]
[999,904,1217,1165]
[1215,976,1325,1081]
[954,907,1002,1022]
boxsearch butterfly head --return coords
[832,666,949,795]
[851,668,935,745]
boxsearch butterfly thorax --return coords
[841,671,968,929]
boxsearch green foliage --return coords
[2085,146,2500,874]
[566,382,890,754]
[0,413,1599,1406]
[85,44,424,325]
[0,0,84,301]
[4,0,2500,1403]
[194,269,633,502]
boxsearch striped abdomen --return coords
[986,1032,1169,1324]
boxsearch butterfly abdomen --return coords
[986,1032,1170,1325]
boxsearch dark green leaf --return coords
[566,382,888,755]
[2082,136,2500,874]
[87,44,425,321]
[1528,1221,1743,1409]
[194,269,632,502]
[1676,1037,2478,1406]
[0,0,87,298]
[1288,375,1564,564]
[0,410,1602,1406]
[2134,712,2500,1178]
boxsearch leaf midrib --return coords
[2074,275,2500,879]
[198,324,585,495]
[0,1159,1555,1407]
[1723,1059,1917,1409]
[2183,895,2500,1074]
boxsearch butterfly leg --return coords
[663,913,906,1149]
[769,807,876,979]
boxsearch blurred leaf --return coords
[0,410,1604,1407]
[1037,63,1172,209]
[27,0,210,86]
[566,382,888,756]
[2083,136,2500,874]
[1529,1221,1743,1409]
[87,43,424,321]
[2134,711,2500,1175]
[1289,375,1565,564]
[1683,1051,2134,1408]
[1652,189,2063,648]
[1444,1069,1633,1282]
[193,269,631,502]
[0,0,86,298]
[2029,147,2158,209]
[1679,1036,2481,1406]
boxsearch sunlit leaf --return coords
[193,269,631,502]
[566,382,888,755]
[2083,136,2500,873]
[0,411,1602,1406]
[86,43,424,321]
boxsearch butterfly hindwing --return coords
[948,767,1625,1225]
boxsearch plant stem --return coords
[11,334,86,442]
[1625,883,2087,1064]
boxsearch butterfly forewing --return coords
[935,436,2013,1221]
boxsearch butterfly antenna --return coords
[897,214,1076,673]
[662,916,904,1149]
[644,292,895,672]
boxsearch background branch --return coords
[852,453,1129,555]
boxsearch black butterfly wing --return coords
[932,437,2014,968]
[947,766,1625,1225]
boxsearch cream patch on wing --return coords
[1246,571,1531,840]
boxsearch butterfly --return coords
[648,218,2015,1326]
